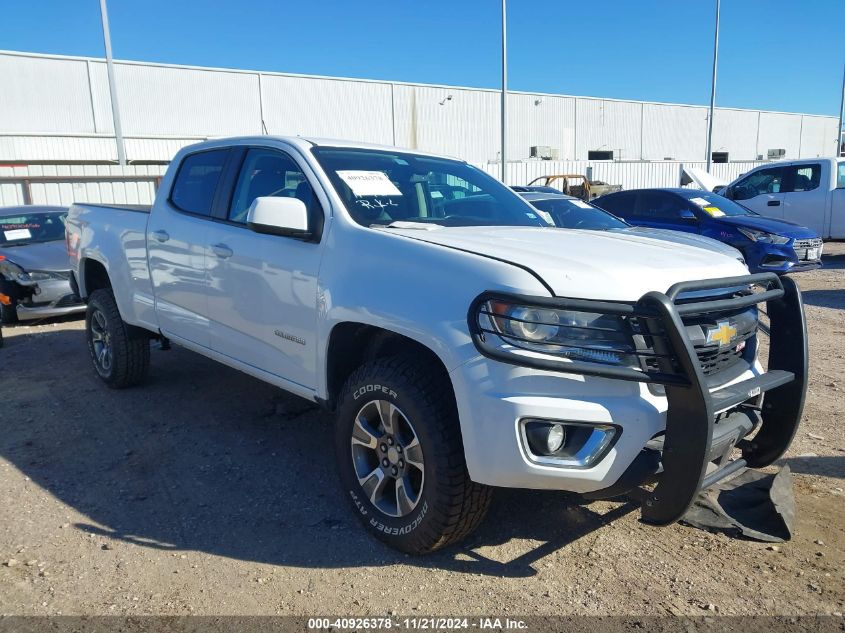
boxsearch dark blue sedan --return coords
[593,188,823,274]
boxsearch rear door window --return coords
[634,192,682,220]
[836,162,845,188]
[594,193,636,218]
[783,164,821,192]
[170,149,230,216]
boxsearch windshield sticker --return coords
[703,206,726,217]
[535,210,554,225]
[337,170,402,197]
[3,228,31,241]
[689,197,710,207]
[430,190,443,198]
[526,213,537,219]
[571,200,593,209]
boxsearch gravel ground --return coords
[0,245,843,617]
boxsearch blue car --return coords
[593,188,823,274]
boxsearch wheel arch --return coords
[323,322,456,413]
[79,257,112,299]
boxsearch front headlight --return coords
[483,299,637,366]
[13,271,55,283]
[737,228,790,244]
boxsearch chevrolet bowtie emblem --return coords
[706,320,738,346]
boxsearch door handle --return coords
[767,200,781,207]
[151,229,170,243]
[211,243,233,259]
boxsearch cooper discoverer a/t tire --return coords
[335,356,492,554]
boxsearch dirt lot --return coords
[1,246,843,617]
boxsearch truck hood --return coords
[380,226,748,301]
[681,167,727,192]
[615,226,743,260]
[0,240,71,272]
[719,214,819,239]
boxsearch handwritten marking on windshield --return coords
[356,198,399,211]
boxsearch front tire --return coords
[335,356,492,554]
[85,289,150,388]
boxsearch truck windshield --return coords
[683,191,756,217]
[0,212,66,246]
[312,147,546,228]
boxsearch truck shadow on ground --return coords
[780,455,845,480]
[818,251,845,270]
[1,326,636,578]
[801,289,845,310]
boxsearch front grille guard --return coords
[468,272,808,525]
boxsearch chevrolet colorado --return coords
[66,137,808,553]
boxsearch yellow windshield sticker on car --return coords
[703,206,725,217]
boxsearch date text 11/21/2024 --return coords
[306,617,528,630]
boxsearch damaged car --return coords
[0,205,85,324]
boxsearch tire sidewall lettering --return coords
[350,488,428,535]
[353,384,398,401]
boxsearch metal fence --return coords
[477,160,766,188]
[0,160,767,207]
[0,164,165,206]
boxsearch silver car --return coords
[518,192,746,264]
[0,205,85,323]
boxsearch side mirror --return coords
[678,209,697,221]
[246,196,310,238]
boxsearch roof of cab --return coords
[192,136,461,162]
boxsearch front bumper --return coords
[746,239,823,274]
[13,278,85,321]
[459,273,807,525]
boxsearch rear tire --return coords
[85,289,150,388]
[335,356,492,554]
[1,301,18,325]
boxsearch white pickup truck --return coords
[718,157,845,239]
[66,137,808,554]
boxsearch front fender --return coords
[314,226,550,400]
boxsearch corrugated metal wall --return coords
[0,159,767,204]
[0,51,839,164]
[0,164,166,206]
[478,160,764,187]
[575,99,642,161]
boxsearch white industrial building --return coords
[0,49,840,205]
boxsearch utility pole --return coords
[837,63,845,157]
[501,0,508,184]
[705,0,720,172]
[100,0,126,165]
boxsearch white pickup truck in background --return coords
[717,158,845,239]
[66,137,809,553]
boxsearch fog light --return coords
[520,419,618,468]
[525,422,566,456]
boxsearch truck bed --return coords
[78,203,152,214]
[66,202,157,331]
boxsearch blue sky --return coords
[1,0,843,115]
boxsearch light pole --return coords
[705,0,721,172]
[501,0,508,184]
[99,0,126,165]
[837,63,844,157]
